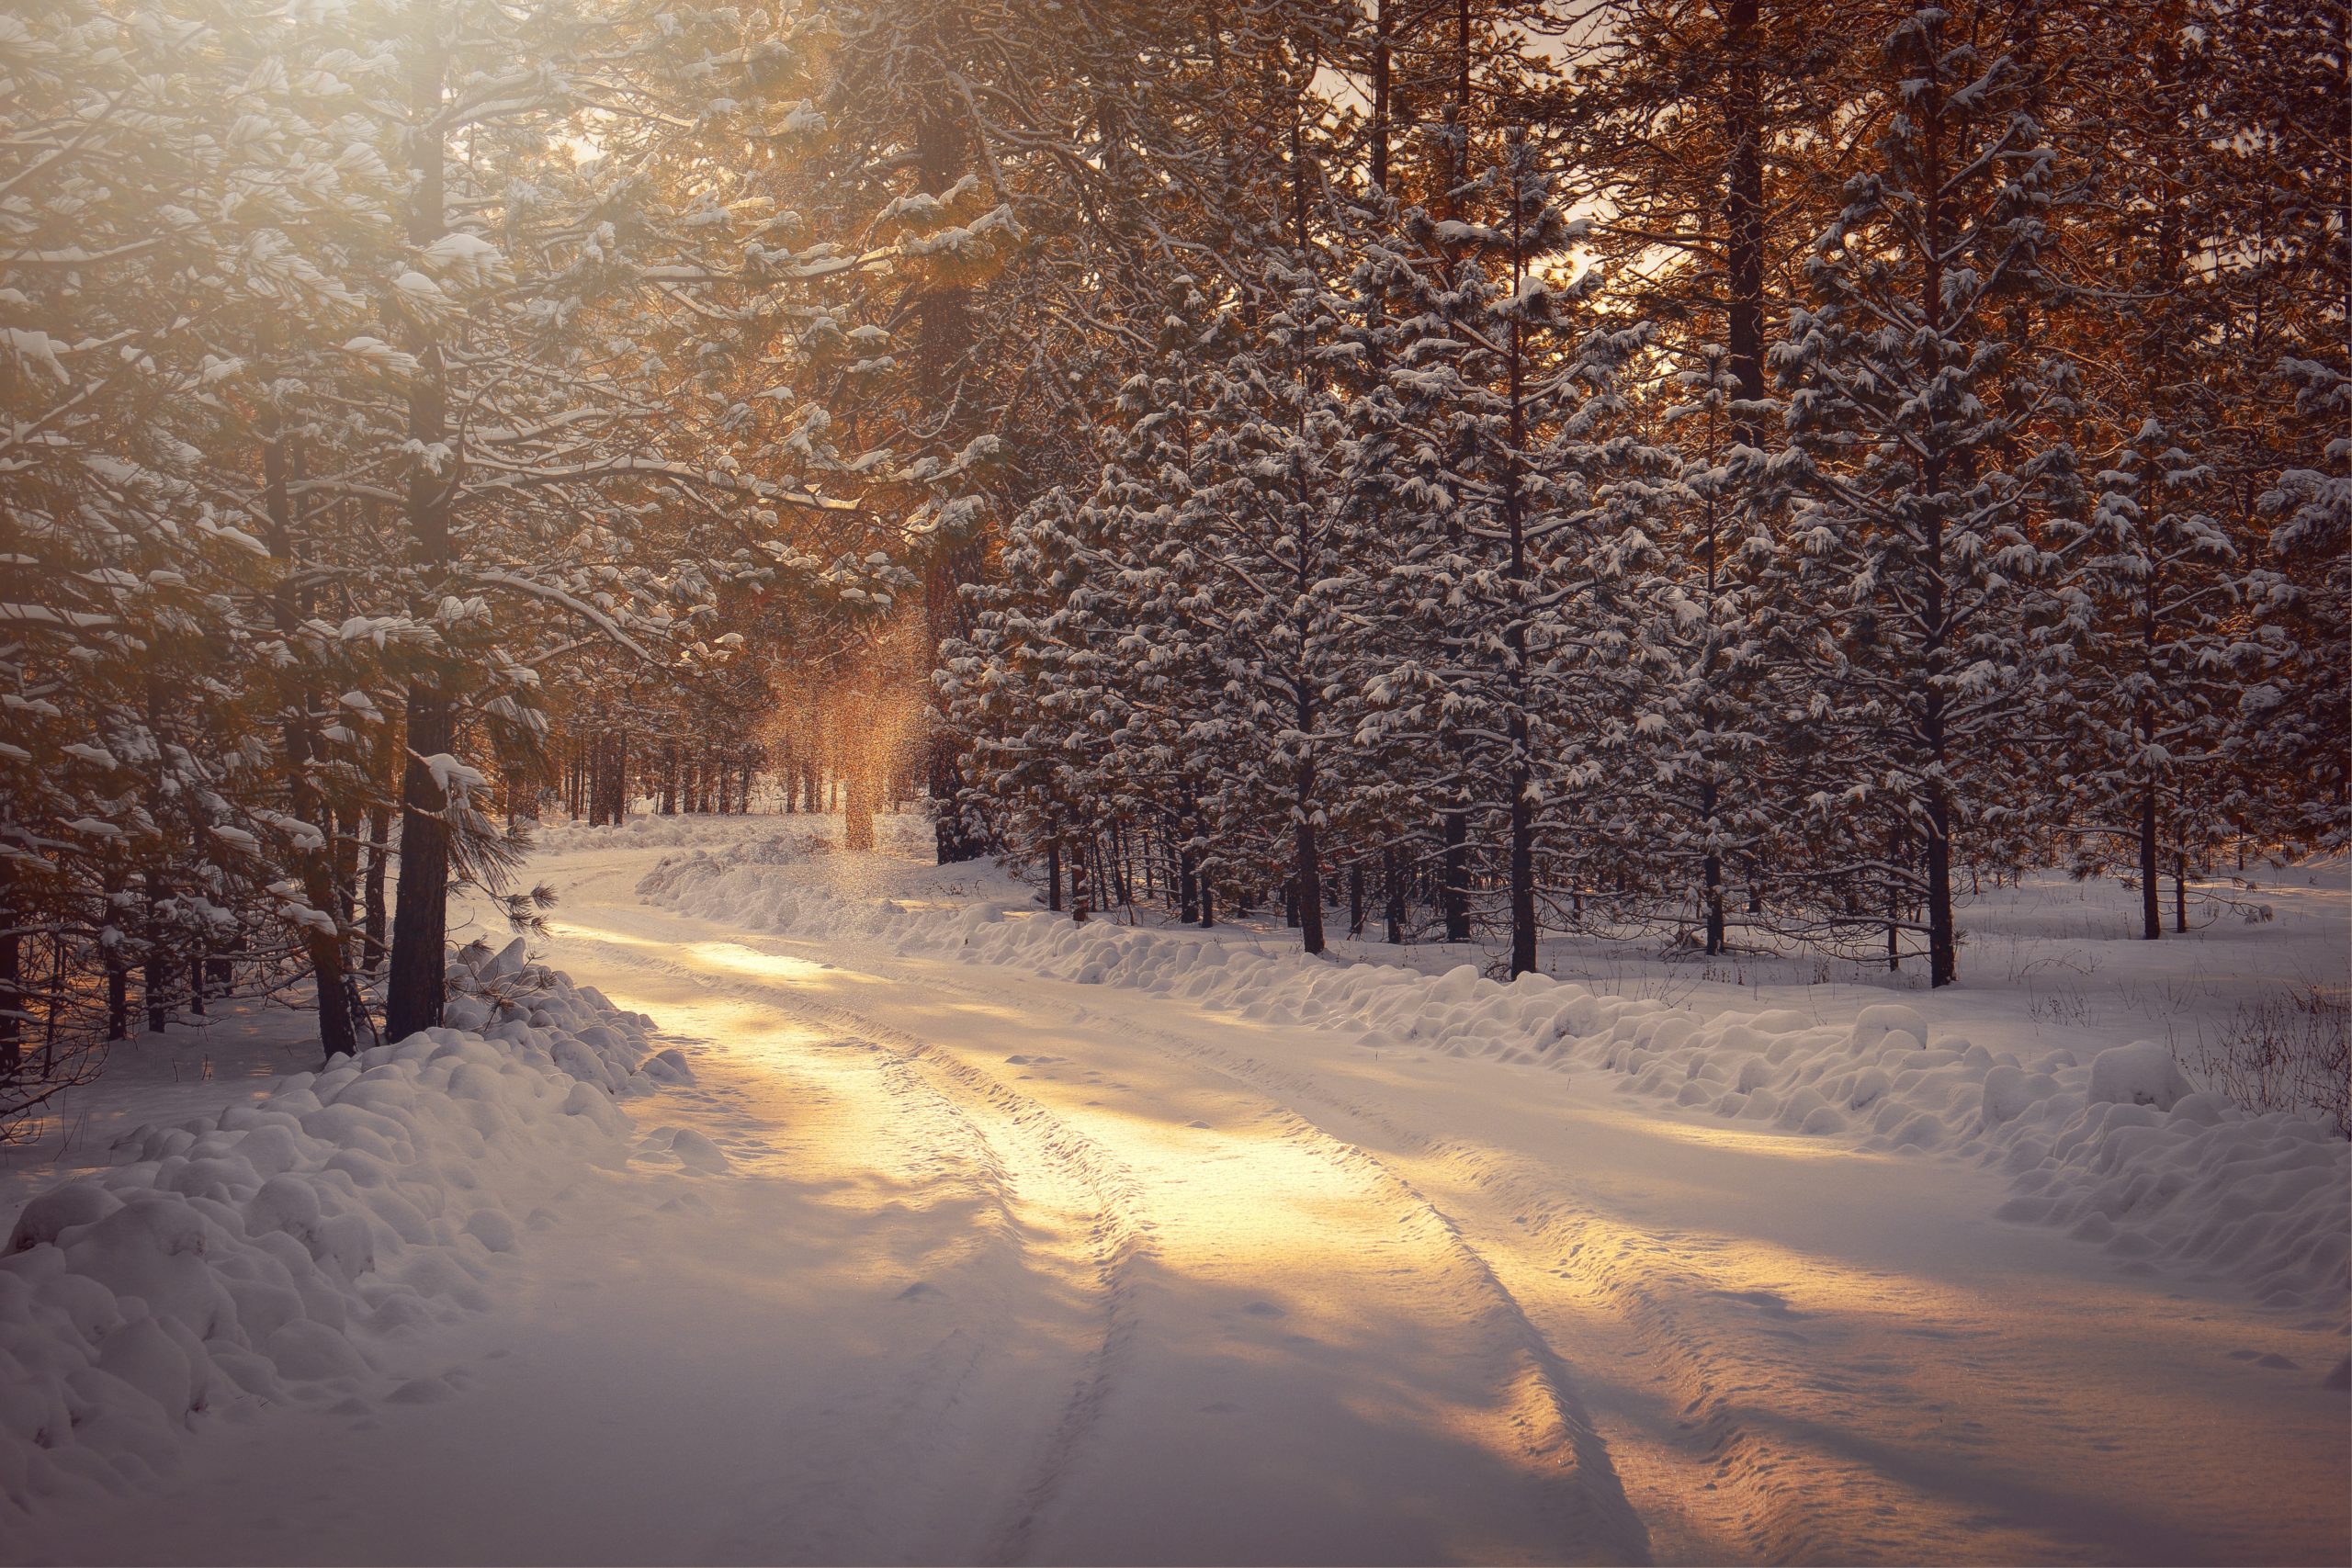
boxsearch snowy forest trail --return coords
[18,835,2346,1566]
[521,847,1656,1566]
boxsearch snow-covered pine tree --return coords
[947,478,1125,913]
[2245,359,2351,857]
[945,269,1242,919]
[1566,0,1864,957]
[344,0,915,1037]
[1770,2,2081,986]
[1353,133,1668,976]
[0,0,415,1081]
[2202,1,2350,861]
[814,0,1310,864]
[1184,245,1365,954]
[2050,427,2258,937]
[1626,348,1795,954]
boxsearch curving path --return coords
[25,837,2346,1566]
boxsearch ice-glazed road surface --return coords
[28,831,2349,1566]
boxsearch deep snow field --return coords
[3,811,2346,1565]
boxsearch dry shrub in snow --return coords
[2182,987,2352,1138]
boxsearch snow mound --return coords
[2086,1040,2194,1111]
[0,950,663,1523]
[530,811,931,858]
[640,849,2351,1317]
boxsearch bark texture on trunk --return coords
[385,27,453,1043]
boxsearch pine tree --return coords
[2051,427,2256,934]
[1769,2,2081,986]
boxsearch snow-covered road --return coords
[20,834,2348,1565]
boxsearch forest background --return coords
[2,0,2343,1122]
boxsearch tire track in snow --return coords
[1085,1038,1652,1562]
[538,921,1153,1565]
[628,917,1653,1562]
[587,867,1871,1561]
[1060,1007,1931,1562]
[998,992,2150,1565]
[545,943,1053,1562]
[560,901,1657,1563]
[1103,1022,1815,1560]
[597,843,2347,1565]
[730,991,1154,1567]
[1250,1096,1655,1562]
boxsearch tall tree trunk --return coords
[1442,807,1471,941]
[1384,845,1406,944]
[104,860,128,1041]
[1450,0,1471,203]
[915,80,988,865]
[1705,0,1766,962]
[362,800,390,971]
[258,342,358,1061]
[385,26,454,1043]
[2173,803,2188,933]
[843,741,876,851]
[1917,43,1957,989]
[1926,793,1955,987]
[1702,778,1725,955]
[1503,211,1537,980]
[2134,17,2181,944]
[1295,797,1327,953]
[141,666,172,1035]
[0,879,19,1080]
[1724,0,1767,444]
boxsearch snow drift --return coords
[527,811,933,857]
[0,943,662,1522]
[641,842,2350,1318]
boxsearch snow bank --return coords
[0,943,662,1522]
[2086,1039,2195,1111]
[530,812,931,857]
[641,845,2351,1316]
